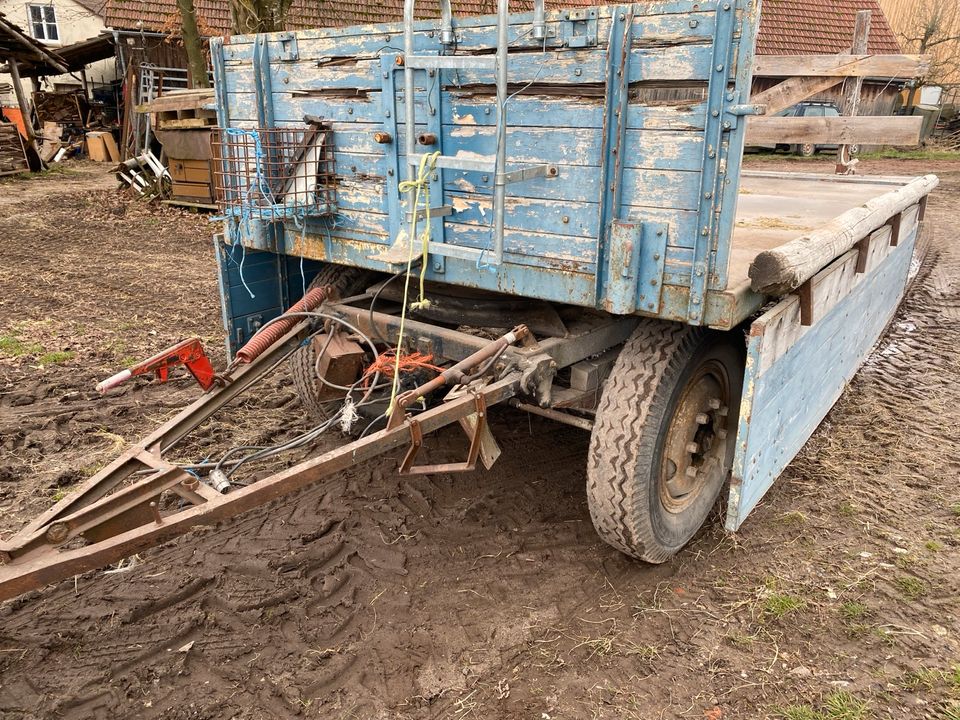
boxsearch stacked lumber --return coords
[141,89,217,130]
[0,123,29,175]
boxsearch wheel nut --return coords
[718,405,729,417]
[686,442,699,454]
[685,466,699,479]
[708,397,721,410]
[695,413,710,425]
[717,428,728,440]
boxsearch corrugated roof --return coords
[758,0,901,55]
[105,0,902,56]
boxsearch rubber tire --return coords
[290,262,376,421]
[586,322,744,563]
[798,143,816,157]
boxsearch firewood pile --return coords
[0,123,29,175]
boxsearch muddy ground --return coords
[0,157,958,720]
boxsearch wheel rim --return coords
[658,359,732,514]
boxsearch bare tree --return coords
[898,0,960,86]
[230,0,295,34]
[176,0,211,88]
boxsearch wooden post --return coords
[7,59,43,169]
[836,10,870,175]
[7,60,36,144]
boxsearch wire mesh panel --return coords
[211,124,337,222]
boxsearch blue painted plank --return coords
[725,234,916,531]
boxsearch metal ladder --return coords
[402,0,554,266]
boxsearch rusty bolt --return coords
[695,413,710,425]
[151,501,163,525]
[686,442,699,454]
[374,131,393,144]
[685,466,699,479]
[417,132,438,145]
[708,398,721,410]
[548,166,558,177]
[562,215,570,224]
[395,55,405,66]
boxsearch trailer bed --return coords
[706,170,934,329]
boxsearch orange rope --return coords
[362,349,443,388]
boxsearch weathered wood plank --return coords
[750,75,844,115]
[726,233,916,531]
[745,115,924,146]
[753,53,931,78]
[748,175,936,295]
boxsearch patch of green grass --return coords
[779,706,821,720]
[902,668,944,692]
[874,627,897,646]
[763,593,807,619]
[894,575,927,599]
[944,702,960,720]
[38,350,75,365]
[950,503,960,518]
[840,602,868,621]
[0,335,43,357]
[51,488,67,502]
[926,540,945,553]
[823,690,869,720]
[856,148,960,162]
[776,692,870,720]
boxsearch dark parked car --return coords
[750,101,860,157]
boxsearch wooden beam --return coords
[751,75,845,116]
[836,10,871,174]
[748,174,938,295]
[745,116,923,146]
[753,54,932,79]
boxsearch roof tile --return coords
[104,0,902,56]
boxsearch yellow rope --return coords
[388,151,440,417]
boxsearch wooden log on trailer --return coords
[748,173,939,295]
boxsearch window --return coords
[28,4,59,42]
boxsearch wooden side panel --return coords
[216,0,757,315]
[725,211,921,531]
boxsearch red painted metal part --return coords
[96,338,217,393]
[234,285,332,364]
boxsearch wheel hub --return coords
[659,360,732,513]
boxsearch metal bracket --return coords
[560,8,598,47]
[405,205,454,222]
[499,164,558,185]
[398,393,487,474]
[602,221,642,314]
[637,222,669,314]
[276,32,299,62]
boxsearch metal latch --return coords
[560,8,598,48]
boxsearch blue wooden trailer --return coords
[0,0,939,598]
